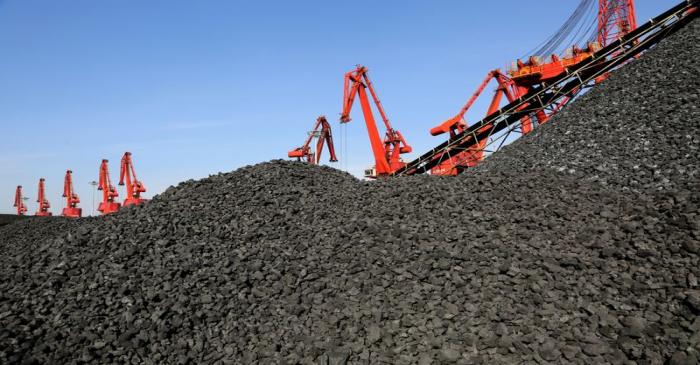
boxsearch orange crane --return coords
[395,1,696,177]
[35,178,52,217]
[119,152,146,206]
[98,159,121,214]
[508,0,636,89]
[430,69,522,175]
[13,185,27,216]
[288,116,338,165]
[430,0,637,175]
[598,0,637,48]
[340,65,412,178]
[62,170,82,218]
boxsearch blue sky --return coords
[0,1,671,215]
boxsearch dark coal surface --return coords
[0,214,27,227]
[475,18,700,195]
[1,18,699,365]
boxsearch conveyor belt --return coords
[393,0,698,176]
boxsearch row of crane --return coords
[12,1,696,218]
[12,152,147,217]
[288,0,643,178]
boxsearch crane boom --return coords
[340,65,412,178]
[62,170,82,217]
[119,152,147,206]
[13,185,27,216]
[98,159,121,214]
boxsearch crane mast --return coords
[62,170,82,218]
[341,65,412,178]
[598,0,637,47]
[288,116,338,165]
[13,185,27,216]
[98,159,121,214]
[119,152,147,206]
[395,0,697,176]
[35,178,52,217]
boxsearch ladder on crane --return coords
[393,0,698,176]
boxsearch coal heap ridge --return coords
[475,16,700,194]
[1,18,699,365]
[0,214,26,228]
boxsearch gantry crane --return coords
[35,178,52,217]
[288,116,338,165]
[341,65,412,178]
[395,0,698,176]
[119,152,146,206]
[13,185,27,216]
[429,0,639,175]
[98,159,121,214]
[62,170,82,218]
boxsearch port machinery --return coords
[13,186,28,216]
[429,0,639,176]
[286,1,695,178]
[97,159,121,215]
[11,152,148,216]
[62,170,82,217]
[340,65,412,178]
[119,152,147,207]
[394,0,699,176]
[35,178,52,217]
[288,116,338,165]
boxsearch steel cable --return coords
[520,0,598,59]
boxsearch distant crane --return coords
[288,116,338,165]
[340,65,412,178]
[98,159,121,214]
[13,185,28,216]
[35,178,52,217]
[62,170,82,217]
[119,152,146,206]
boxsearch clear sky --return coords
[0,1,672,215]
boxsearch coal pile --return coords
[475,17,700,195]
[0,214,27,227]
[1,18,699,365]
